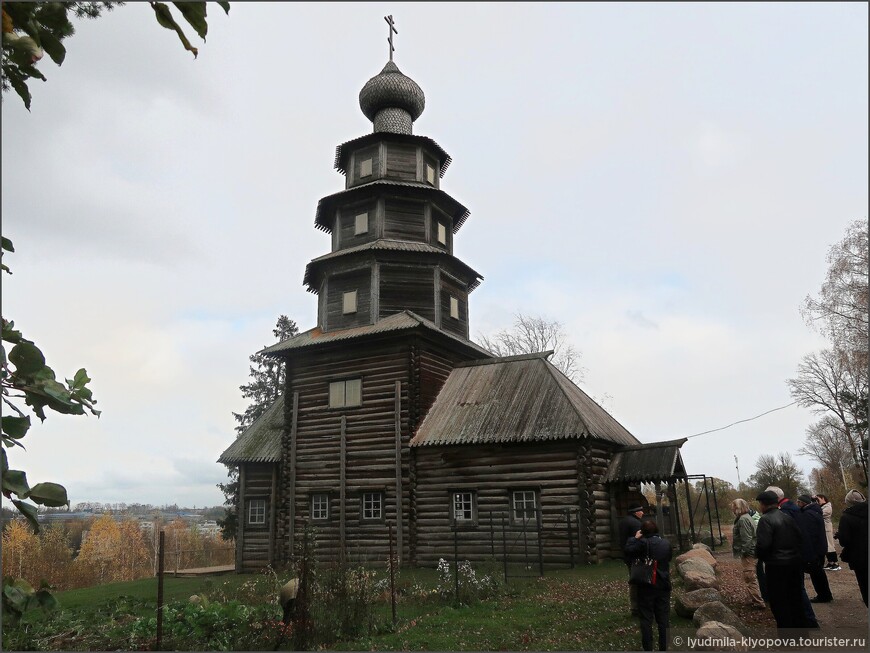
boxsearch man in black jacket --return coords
[836,490,868,606]
[796,494,833,603]
[755,490,806,630]
[619,504,644,616]
[625,519,672,651]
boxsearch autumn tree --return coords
[74,514,120,585]
[746,452,808,499]
[218,315,298,540]
[478,313,583,382]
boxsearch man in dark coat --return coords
[767,486,819,627]
[796,494,833,603]
[755,490,806,630]
[619,504,644,616]
[836,490,868,606]
[625,519,672,651]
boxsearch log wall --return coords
[239,463,276,572]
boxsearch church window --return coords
[311,493,330,521]
[437,222,447,246]
[360,158,373,178]
[343,290,357,314]
[452,491,476,524]
[426,163,436,185]
[248,499,266,525]
[329,378,362,408]
[361,492,383,521]
[449,296,459,320]
[354,212,368,235]
[510,489,538,525]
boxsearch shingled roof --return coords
[603,438,688,483]
[217,396,283,464]
[410,352,640,448]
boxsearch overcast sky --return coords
[2,2,867,508]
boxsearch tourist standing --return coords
[619,504,644,616]
[814,495,840,570]
[755,490,805,630]
[625,519,672,651]
[730,498,765,608]
[836,490,868,606]
[796,494,833,603]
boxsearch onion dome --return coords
[359,61,425,134]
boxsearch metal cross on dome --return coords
[384,15,398,61]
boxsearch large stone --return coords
[693,600,748,634]
[678,558,716,578]
[683,570,720,591]
[676,548,718,569]
[674,587,722,618]
[694,621,745,651]
[692,542,712,553]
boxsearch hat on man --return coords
[797,494,814,505]
[845,489,867,507]
[627,505,644,514]
[756,490,779,506]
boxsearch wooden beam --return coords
[236,465,246,571]
[371,262,380,324]
[394,380,403,564]
[340,414,347,557]
[288,391,299,560]
[268,464,277,565]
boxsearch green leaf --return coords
[70,368,91,390]
[1,237,13,253]
[173,2,208,41]
[27,482,68,508]
[11,499,40,533]
[7,69,33,111]
[37,28,66,65]
[2,320,23,343]
[1,415,31,440]
[217,1,230,14]
[151,2,199,58]
[2,469,30,497]
[8,342,45,376]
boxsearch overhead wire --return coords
[682,401,799,439]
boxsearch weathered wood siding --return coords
[439,278,469,339]
[384,199,425,242]
[430,207,452,251]
[379,265,435,321]
[413,442,593,567]
[576,442,617,563]
[338,204,378,248]
[385,143,418,181]
[326,269,371,330]
[240,463,275,571]
[351,146,379,186]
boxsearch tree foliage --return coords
[218,315,298,541]
[1,1,230,110]
[745,452,808,499]
[477,313,583,382]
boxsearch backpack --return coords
[629,540,659,586]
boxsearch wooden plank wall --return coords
[430,207,452,251]
[384,199,425,242]
[439,278,469,339]
[339,203,378,248]
[240,463,275,571]
[386,144,418,181]
[287,342,412,563]
[379,265,435,321]
[577,442,616,563]
[326,269,371,330]
[351,146,379,185]
[413,441,588,567]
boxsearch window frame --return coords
[342,290,358,314]
[354,212,369,236]
[425,163,436,185]
[360,491,385,523]
[510,489,540,527]
[436,221,447,246]
[359,158,373,178]
[328,378,362,409]
[247,498,266,525]
[449,295,460,320]
[311,492,331,522]
[450,489,477,527]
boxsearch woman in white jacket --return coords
[815,494,840,570]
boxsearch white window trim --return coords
[343,290,358,314]
[354,213,368,235]
[248,499,266,525]
[511,489,538,524]
[452,491,475,522]
[311,493,330,521]
[361,491,383,521]
[449,295,459,320]
[329,378,362,408]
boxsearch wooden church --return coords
[219,28,688,572]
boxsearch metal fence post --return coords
[156,531,164,651]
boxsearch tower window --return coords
[437,222,447,246]
[329,379,361,408]
[343,290,357,314]
[359,158,373,178]
[426,163,436,185]
[354,213,369,235]
[449,296,459,320]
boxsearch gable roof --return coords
[603,438,688,483]
[259,310,491,357]
[410,353,640,448]
[217,396,283,464]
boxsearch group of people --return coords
[616,487,868,650]
[732,487,868,630]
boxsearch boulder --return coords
[678,558,716,578]
[694,621,745,651]
[693,600,748,634]
[674,587,722,618]
[676,548,718,569]
[683,570,720,591]
[692,542,712,553]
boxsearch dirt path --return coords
[714,550,867,636]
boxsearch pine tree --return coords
[217,315,298,540]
